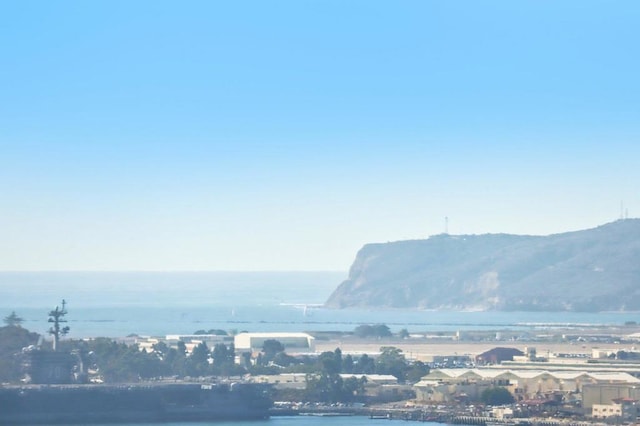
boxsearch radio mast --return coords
[48,300,70,352]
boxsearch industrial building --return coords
[415,368,640,404]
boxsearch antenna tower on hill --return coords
[620,201,624,220]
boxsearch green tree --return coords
[0,325,40,382]
[354,354,375,374]
[305,372,366,403]
[84,338,166,382]
[342,376,367,402]
[211,343,243,375]
[374,324,392,338]
[317,348,342,375]
[406,360,430,383]
[375,346,408,382]
[305,373,344,403]
[151,341,170,358]
[333,348,342,373]
[342,354,354,373]
[3,311,24,327]
[261,339,285,365]
[185,342,211,376]
[176,341,187,356]
[272,351,297,368]
[240,351,252,367]
[354,324,392,338]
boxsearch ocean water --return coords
[2,272,638,338]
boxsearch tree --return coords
[375,346,408,382]
[354,324,392,339]
[85,338,166,382]
[481,387,515,405]
[333,348,343,373]
[186,342,211,376]
[342,376,367,402]
[151,341,170,359]
[317,349,342,375]
[354,354,375,374]
[3,311,24,327]
[342,354,354,374]
[272,351,297,368]
[305,373,345,403]
[406,360,430,384]
[212,343,241,375]
[261,339,285,365]
[48,300,70,351]
[374,324,392,338]
[176,341,187,356]
[305,371,366,403]
[0,325,40,382]
[240,351,252,367]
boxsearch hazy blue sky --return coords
[1,1,639,271]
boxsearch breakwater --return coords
[272,407,603,426]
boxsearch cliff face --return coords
[325,220,640,312]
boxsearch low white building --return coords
[134,334,230,355]
[339,374,398,385]
[250,373,308,389]
[234,332,315,353]
[492,407,514,419]
[165,334,229,352]
[592,398,637,420]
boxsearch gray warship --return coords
[0,302,272,424]
[3,348,271,423]
[0,381,272,424]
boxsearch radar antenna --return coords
[48,299,70,352]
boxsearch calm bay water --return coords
[31,417,430,426]
[2,272,638,338]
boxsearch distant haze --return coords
[0,271,345,309]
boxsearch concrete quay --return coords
[272,405,610,425]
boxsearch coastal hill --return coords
[325,219,640,312]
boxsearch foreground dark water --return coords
[29,416,427,426]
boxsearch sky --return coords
[1,1,639,271]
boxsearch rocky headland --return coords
[325,219,640,312]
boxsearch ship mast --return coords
[48,299,70,351]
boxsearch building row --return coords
[135,332,316,356]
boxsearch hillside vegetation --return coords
[325,219,640,312]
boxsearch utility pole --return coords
[48,300,70,352]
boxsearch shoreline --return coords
[270,407,605,426]
[271,406,606,425]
